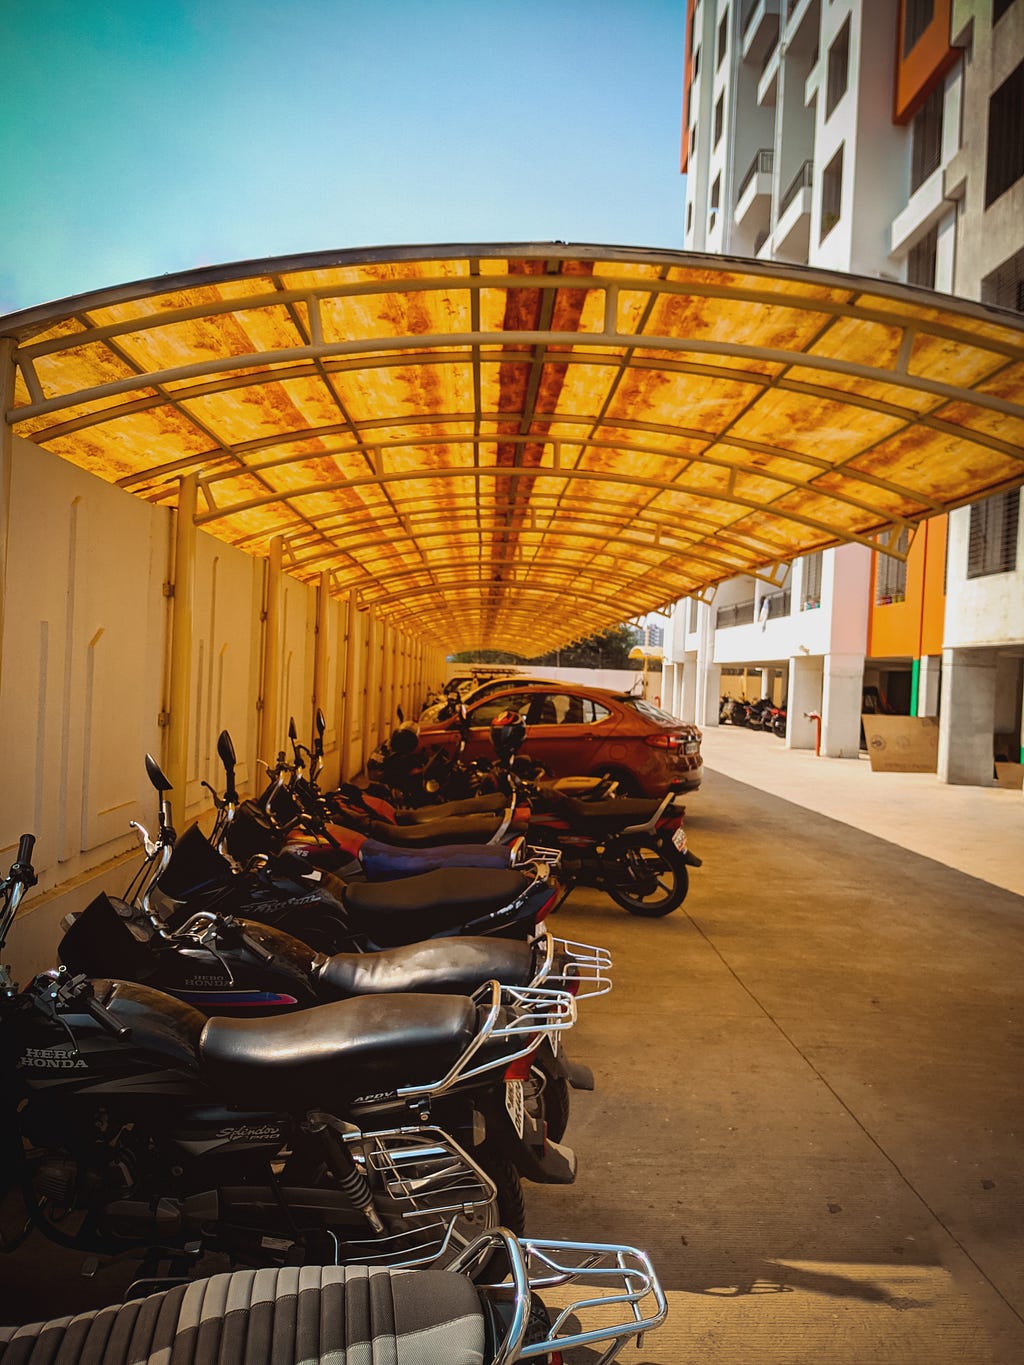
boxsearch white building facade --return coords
[666,0,1024,782]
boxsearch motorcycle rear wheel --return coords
[603,836,689,917]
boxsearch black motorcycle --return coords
[0,837,576,1284]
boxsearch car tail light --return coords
[645,732,688,749]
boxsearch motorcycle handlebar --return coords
[16,833,35,869]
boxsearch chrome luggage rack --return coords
[337,1124,497,1269]
[396,980,577,1102]
[525,843,562,867]
[450,1230,669,1363]
[530,931,613,1000]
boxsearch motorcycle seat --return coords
[200,992,477,1103]
[318,934,534,998]
[366,814,505,846]
[395,792,508,823]
[559,796,664,827]
[343,867,534,945]
[358,839,514,879]
[0,1264,484,1365]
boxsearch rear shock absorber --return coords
[303,1111,384,1234]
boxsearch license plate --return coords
[505,1079,525,1138]
[672,826,688,852]
[683,741,699,754]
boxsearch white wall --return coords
[944,500,1024,648]
[0,435,432,977]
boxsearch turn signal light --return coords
[504,1049,537,1082]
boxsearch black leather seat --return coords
[318,934,534,999]
[562,796,663,830]
[0,1265,485,1365]
[200,992,477,1104]
[366,814,505,846]
[356,839,515,880]
[396,792,508,823]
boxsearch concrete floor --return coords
[538,737,1024,1363]
[3,740,1023,1363]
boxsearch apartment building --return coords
[665,0,1024,784]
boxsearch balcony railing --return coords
[716,599,756,629]
[737,147,774,201]
[779,158,813,216]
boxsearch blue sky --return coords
[1,0,687,314]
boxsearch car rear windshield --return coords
[620,697,684,726]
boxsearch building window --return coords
[981,245,1024,311]
[826,17,850,120]
[910,83,944,192]
[711,173,721,210]
[714,93,724,146]
[907,225,938,287]
[876,530,909,605]
[994,0,1015,24]
[690,122,697,157]
[717,12,728,68]
[903,0,934,55]
[986,60,1024,206]
[687,200,694,234]
[820,145,843,241]
[801,552,823,610]
[693,45,701,77]
[967,491,1019,577]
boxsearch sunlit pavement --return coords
[538,752,1024,1363]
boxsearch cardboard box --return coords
[861,715,939,773]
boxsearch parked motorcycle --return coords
[58,754,610,1156]
[484,713,702,917]
[0,837,576,1284]
[1,1227,667,1362]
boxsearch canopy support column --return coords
[166,474,198,804]
[312,570,330,740]
[260,535,283,761]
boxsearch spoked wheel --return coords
[602,835,689,917]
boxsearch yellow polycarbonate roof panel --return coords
[4,244,1023,654]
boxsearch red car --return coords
[418,683,703,797]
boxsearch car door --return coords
[459,691,536,764]
[520,691,615,776]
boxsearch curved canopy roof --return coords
[4,243,1023,654]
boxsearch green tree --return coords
[451,622,642,670]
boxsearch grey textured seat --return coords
[0,1264,486,1365]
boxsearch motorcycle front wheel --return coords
[602,836,689,917]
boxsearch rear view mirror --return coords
[288,716,298,741]
[315,708,326,738]
[144,753,172,793]
[217,730,237,770]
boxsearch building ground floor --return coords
[661,641,1024,787]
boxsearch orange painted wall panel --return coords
[894,0,959,123]
[868,517,947,658]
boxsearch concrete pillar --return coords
[166,474,198,803]
[339,592,356,781]
[787,654,823,750]
[661,663,677,715]
[680,656,698,725]
[939,648,997,785]
[821,652,865,758]
[917,655,941,717]
[760,667,772,700]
